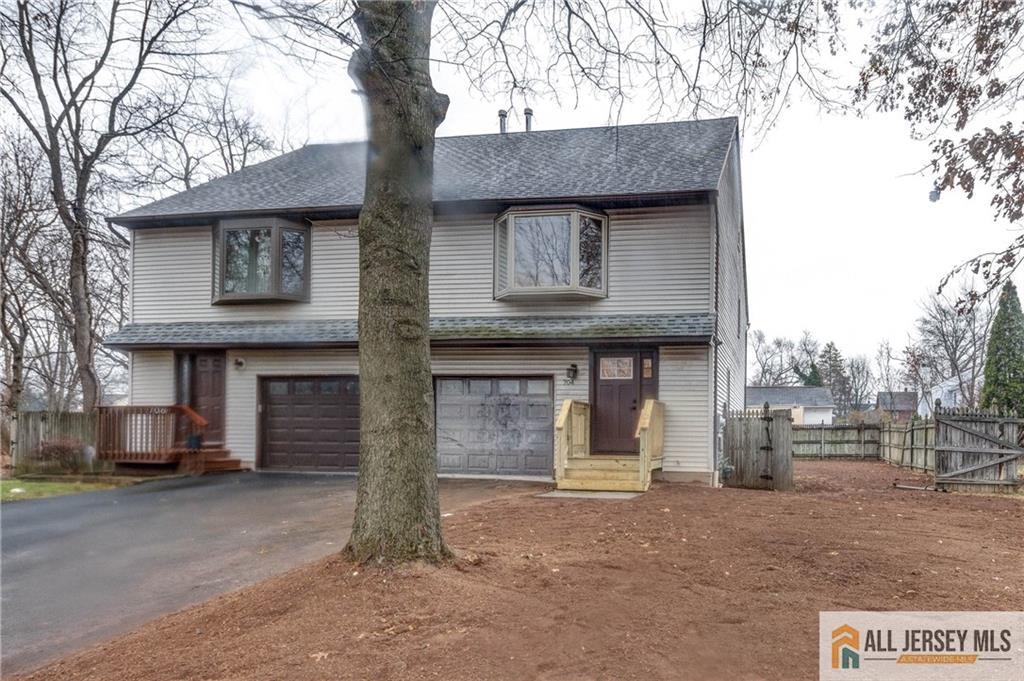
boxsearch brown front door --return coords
[591,350,657,454]
[176,351,226,445]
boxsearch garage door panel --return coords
[261,375,360,472]
[435,377,552,476]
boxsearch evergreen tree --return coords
[818,342,851,415]
[981,282,1024,413]
[794,361,824,386]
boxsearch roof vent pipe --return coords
[498,109,508,134]
[524,107,533,131]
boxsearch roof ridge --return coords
[299,117,739,147]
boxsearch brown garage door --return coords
[260,376,359,471]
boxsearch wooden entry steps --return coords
[557,455,649,492]
[178,448,248,475]
[554,399,665,492]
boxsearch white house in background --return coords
[99,117,748,490]
[745,386,835,425]
[918,377,968,416]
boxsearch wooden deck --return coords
[554,399,664,492]
[97,405,246,474]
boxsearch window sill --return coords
[212,294,309,305]
[495,287,607,301]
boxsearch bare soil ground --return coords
[19,461,1023,681]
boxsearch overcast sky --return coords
[235,44,1020,364]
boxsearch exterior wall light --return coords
[566,364,579,383]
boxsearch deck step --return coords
[564,456,641,471]
[555,478,647,492]
[562,467,641,482]
[201,457,247,473]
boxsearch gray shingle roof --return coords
[104,313,714,348]
[745,386,835,408]
[113,118,737,224]
[876,391,918,411]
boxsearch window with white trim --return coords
[493,207,608,299]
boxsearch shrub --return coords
[34,438,87,473]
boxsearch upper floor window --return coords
[213,218,309,304]
[494,207,608,299]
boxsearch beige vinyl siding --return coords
[127,345,713,477]
[131,206,711,323]
[713,139,747,415]
[658,346,713,473]
[223,347,590,466]
[128,351,175,404]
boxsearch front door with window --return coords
[591,350,657,454]
[175,351,226,446]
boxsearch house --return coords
[917,377,967,417]
[745,386,835,425]
[101,117,748,490]
[875,391,918,421]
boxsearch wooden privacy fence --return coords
[792,425,881,459]
[934,406,1022,493]
[12,411,97,466]
[879,420,935,472]
[723,406,793,491]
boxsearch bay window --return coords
[214,218,310,303]
[494,207,608,298]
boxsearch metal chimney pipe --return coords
[524,107,533,131]
[498,109,508,134]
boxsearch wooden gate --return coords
[723,405,793,491]
[934,405,1023,493]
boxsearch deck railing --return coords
[554,399,591,482]
[635,399,666,489]
[96,405,208,463]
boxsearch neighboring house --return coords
[745,386,835,425]
[876,391,918,421]
[917,377,967,417]
[103,117,748,487]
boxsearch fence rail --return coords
[880,420,935,472]
[792,424,881,459]
[12,411,97,466]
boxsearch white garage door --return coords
[435,377,553,476]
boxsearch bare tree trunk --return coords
[68,209,98,410]
[343,1,450,564]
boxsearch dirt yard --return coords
[19,461,1023,681]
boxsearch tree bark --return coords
[343,0,450,564]
[68,207,99,411]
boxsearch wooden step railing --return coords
[555,399,591,483]
[635,399,666,490]
[96,405,209,463]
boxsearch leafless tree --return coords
[749,330,796,387]
[911,288,994,407]
[845,355,874,411]
[136,74,277,193]
[1,133,52,453]
[874,340,902,398]
[0,0,216,409]
[854,1,1024,309]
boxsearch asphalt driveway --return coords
[1,472,543,675]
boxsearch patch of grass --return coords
[0,478,123,502]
